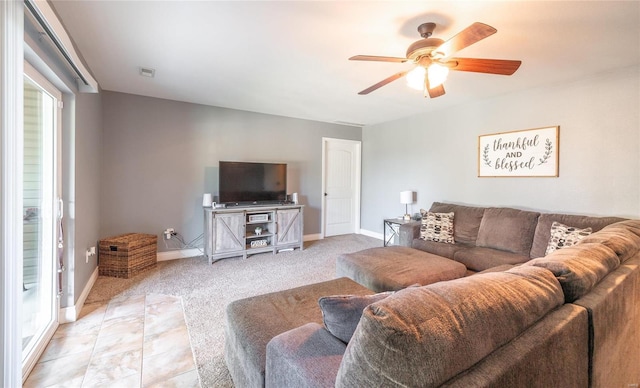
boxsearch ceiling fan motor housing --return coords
[406,37,444,61]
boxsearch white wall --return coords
[361,65,640,234]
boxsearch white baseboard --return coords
[157,248,203,261]
[359,229,383,240]
[303,233,322,242]
[157,235,323,260]
[60,266,98,323]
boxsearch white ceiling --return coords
[50,1,640,127]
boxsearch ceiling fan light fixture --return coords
[406,66,426,90]
[427,63,449,88]
[350,22,520,96]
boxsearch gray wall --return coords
[361,65,640,234]
[100,91,361,250]
[71,91,102,303]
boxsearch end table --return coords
[384,218,415,247]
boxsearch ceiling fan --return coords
[349,22,522,98]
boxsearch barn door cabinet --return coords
[205,205,303,263]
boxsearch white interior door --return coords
[322,138,361,237]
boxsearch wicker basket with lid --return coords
[98,233,157,278]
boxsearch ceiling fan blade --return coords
[447,57,522,75]
[425,76,446,98]
[357,71,408,95]
[349,55,408,63]
[433,22,497,58]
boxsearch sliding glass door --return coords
[22,62,62,378]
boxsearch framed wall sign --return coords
[478,126,559,177]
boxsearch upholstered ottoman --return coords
[336,246,467,292]
[224,277,373,388]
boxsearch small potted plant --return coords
[254,226,263,236]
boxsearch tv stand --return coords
[204,204,304,263]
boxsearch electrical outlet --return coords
[85,246,96,263]
[164,228,174,240]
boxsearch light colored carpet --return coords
[85,233,381,387]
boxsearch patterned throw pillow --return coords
[545,221,592,255]
[420,212,455,244]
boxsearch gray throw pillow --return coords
[318,292,392,343]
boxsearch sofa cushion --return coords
[411,238,471,260]
[266,323,346,388]
[336,246,467,292]
[476,207,540,256]
[335,266,564,388]
[580,222,640,263]
[453,246,530,272]
[545,221,592,255]
[526,243,620,302]
[476,263,519,274]
[429,202,486,245]
[610,219,640,238]
[224,277,372,388]
[530,213,625,258]
[318,291,392,343]
[420,211,455,243]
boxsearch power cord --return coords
[163,232,205,255]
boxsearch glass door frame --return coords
[21,60,62,381]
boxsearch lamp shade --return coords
[400,191,413,205]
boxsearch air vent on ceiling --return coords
[139,67,156,78]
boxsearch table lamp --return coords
[400,191,414,220]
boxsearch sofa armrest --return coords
[572,255,640,388]
[266,323,346,388]
[399,221,421,246]
[442,303,588,387]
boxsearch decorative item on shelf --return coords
[248,214,269,222]
[254,226,263,236]
[202,193,213,207]
[400,190,414,221]
[291,192,299,205]
[250,239,268,248]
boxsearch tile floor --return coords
[24,293,201,387]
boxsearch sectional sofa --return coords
[225,202,640,387]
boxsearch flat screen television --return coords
[219,161,287,205]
